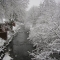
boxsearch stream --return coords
[12,25,34,60]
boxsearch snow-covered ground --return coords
[7,22,21,39]
[0,22,21,60]
[3,52,13,60]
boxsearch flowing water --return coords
[12,26,34,60]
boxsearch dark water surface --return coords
[12,26,34,60]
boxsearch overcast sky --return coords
[27,0,60,11]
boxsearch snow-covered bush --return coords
[29,21,60,59]
[29,24,60,60]
[27,0,60,60]
[0,38,6,47]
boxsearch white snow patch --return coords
[0,38,6,47]
[3,52,13,60]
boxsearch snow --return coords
[7,22,21,39]
[0,38,6,47]
[13,22,20,32]
[3,52,13,60]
